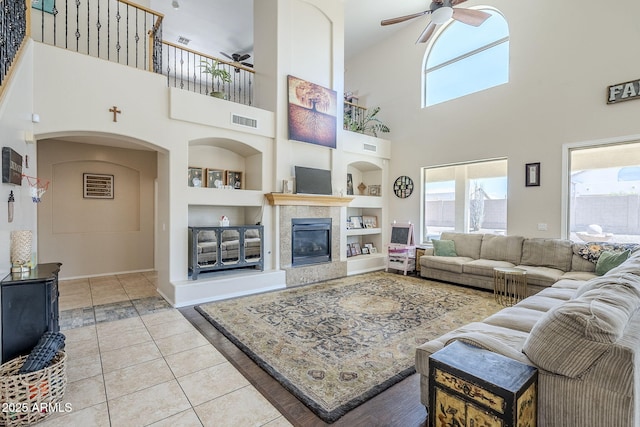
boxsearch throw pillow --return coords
[433,239,457,257]
[595,249,631,276]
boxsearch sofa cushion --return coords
[515,295,568,312]
[523,279,640,378]
[198,241,218,254]
[595,250,631,276]
[198,230,217,242]
[514,265,565,286]
[245,229,260,238]
[432,239,457,257]
[421,255,474,274]
[571,249,596,273]
[483,307,546,333]
[521,238,573,272]
[480,234,524,265]
[440,232,483,259]
[462,259,516,277]
[560,271,597,282]
[552,278,588,290]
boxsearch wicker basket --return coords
[0,352,67,426]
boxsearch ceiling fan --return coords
[220,52,254,72]
[381,0,491,44]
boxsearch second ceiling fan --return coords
[381,0,491,44]
[220,52,254,72]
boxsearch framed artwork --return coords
[362,247,370,255]
[226,171,243,189]
[346,173,354,195]
[362,215,377,228]
[32,0,55,14]
[346,245,353,257]
[287,75,337,149]
[83,173,114,199]
[2,147,22,185]
[188,167,204,187]
[525,163,540,187]
[370,247,378,254]
[368,185,381,196]
[349,216,363,229]
[206,169,225,188]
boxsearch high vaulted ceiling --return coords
[150,0,428,62]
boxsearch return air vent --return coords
[231,114,258,129]
[363,143,377,153]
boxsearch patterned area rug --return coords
[196,272,502,423]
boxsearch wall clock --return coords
[393,175,414,198]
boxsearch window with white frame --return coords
[423,8,509,107]
[567,141,640,244]
[422,158,508,242]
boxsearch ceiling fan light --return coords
[171,0,179,10]
[431,7,453,25]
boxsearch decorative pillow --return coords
[578,242,640,264]
[595,250,631,276]
[432,239,457,257]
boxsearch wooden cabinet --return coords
[1,263,61,363]
[429,340,537,427]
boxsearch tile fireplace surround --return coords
[267,193,353,286]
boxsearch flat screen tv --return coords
[295,166,332,195]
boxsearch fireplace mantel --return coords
[265,193,354,207]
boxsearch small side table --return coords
[493,267,527,306]
[415,247,427,275]
[429,340,537,427]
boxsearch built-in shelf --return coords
[265,193,354,207]
[346,227,382,236]
[187,188,265,206]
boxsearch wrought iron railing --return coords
[3,0,255,106]
[162,41,254,106]
[30,0,163,72]
[0,0,29,99]
[343,100,368,132]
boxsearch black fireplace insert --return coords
[291,218,332,266]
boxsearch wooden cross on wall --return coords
[109,106,121,122]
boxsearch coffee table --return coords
[493,267,527,306]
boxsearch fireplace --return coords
[291,218,332,267]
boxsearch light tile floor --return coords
[39,271,292,427]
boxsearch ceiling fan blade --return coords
[416,22,437,44]
[241,62,254,68]
[381,10,430,26]
[220,52,234,61]
[237,54,251,62]
[452,8,491,27]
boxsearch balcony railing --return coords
[0,0,29,98]
[162,41,254,106]
[25,0,254,105]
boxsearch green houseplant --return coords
[200,60,232,99]
[344,106,390,137]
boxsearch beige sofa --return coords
[420,232,598,295]
[416,242,640,426]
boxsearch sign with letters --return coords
[607,79,640,104]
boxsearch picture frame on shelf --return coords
[370,247,378,254]
[362,247,370,255]
[226,171,243,189]
[362,215,377,228]
[351,242,362,255]
[346,173,354,195]
[349,216,363,229]
[206,169,225,188]
[368,185,381,196]
[364,242,374,249]
[346,245,353,257]
[188,167,204,187]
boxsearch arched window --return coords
[423,8,509,107]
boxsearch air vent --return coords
[363,143,377,153]
[232,114,258,129]
[176,36,190,45]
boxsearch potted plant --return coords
[344,106,390,137]
[199,59,232,99]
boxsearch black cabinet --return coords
[1,263,61,363]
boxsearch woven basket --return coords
[0,352,67,426]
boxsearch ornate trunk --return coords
[429,340,537,427]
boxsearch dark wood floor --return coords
[180,305,428,427]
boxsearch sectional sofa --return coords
[415,233,640,426]
[419,232,598,295]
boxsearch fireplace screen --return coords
[292,218,332,266]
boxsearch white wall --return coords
[0,41,37,275]
[345,0,640,240]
